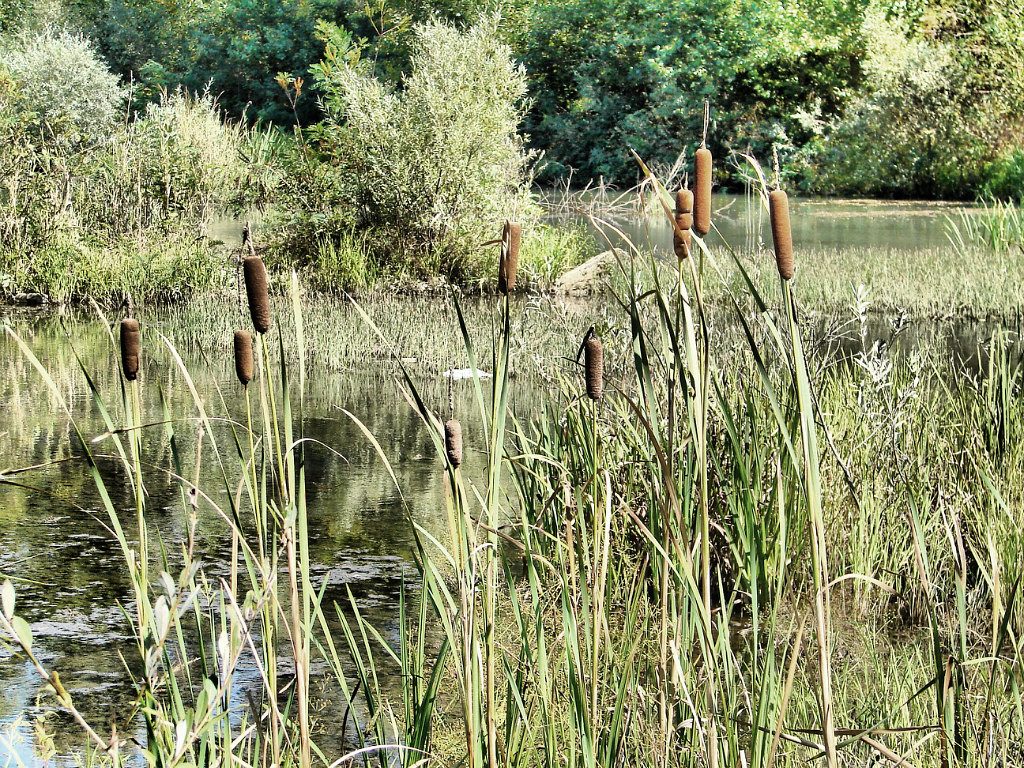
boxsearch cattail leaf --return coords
[1,580,13,621]
[154,596,170,640]
[217,630,231,677]
[159,571,176,600]
[174,720,188,756]
[11,615,32,651]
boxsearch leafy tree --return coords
[185,0,347,124]
[520,0,868,185]
[804,1,1024,198]
[0,0,32,33]
[273,14,534,280]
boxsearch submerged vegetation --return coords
[4,157,1024,766]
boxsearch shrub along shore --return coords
[3,11,1024,310]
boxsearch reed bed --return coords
[4,153,1024,768]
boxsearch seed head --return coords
[243,256,272,334]
[498,221,522,295]
[234,330,254,387]
[120,319,140,381]
[674,189,694,259]
[444,419,463,469]
[769,189,794,280]
[584,335,603,400]
[694,147,713,237]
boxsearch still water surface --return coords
[0,310,498,764]
[552,192,966,255]
[0,196,1009,764]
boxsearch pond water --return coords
[0,307,513,765]
[551,191,968,255]
[0,195,1014,764]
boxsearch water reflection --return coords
[0,309,487,765]
[552,192,968,255]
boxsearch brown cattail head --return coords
[694,147,713,237]
[234,330,254,387]
[584,335,603,400]
[769,189,794,280]
[243,256,272,334]
[120,319,140,381]
[673,189,694,259]
[498,221,522,294]
[444,419,463,469]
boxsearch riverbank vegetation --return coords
[0,17,586,301]
[5,0,1024,200]
[4,164,1024,766]
[2,0,1024,302]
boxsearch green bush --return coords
[0,232,226,304]
[0,33,246,303]
[982,149,1024,201]
[97,89,247,233]
[0,27,126,148]
[800,5,1024,198]
[275,14,535,283]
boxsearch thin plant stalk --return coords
[783,280,837,768]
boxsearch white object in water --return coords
[444,367,492,380]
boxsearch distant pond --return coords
[547,192,971,255]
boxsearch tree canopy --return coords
[1,0,1022,197]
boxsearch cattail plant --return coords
[120,319,140,381]
[234,330,254,386]
[674,189,694,259]
[769,189,794,280]
[694,146,713,237]
[498,221,522,294]
[445,419,463,469]
[243,256,272,333]
[584,334,603,400]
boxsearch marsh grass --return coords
[603,241,1024,319]
[5,154,1024,768]
[946,198,1024,254]
[0,90,250,305]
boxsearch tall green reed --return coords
[1,263,332,767]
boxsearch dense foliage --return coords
[1,0,1024,302]
[0,28,244,302]
[272,16,534,281]
[3,0,1023,199]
